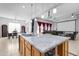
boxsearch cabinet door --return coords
[22,40,25,56]
[64,41,68,56]
[25,41,31,56]
[57,41,68,56]
[32,47,41,56]
[25,40,31,50]
[19,39,22,55]
[25,47,31,56]
[19,36,25,56]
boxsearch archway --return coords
[2,24,8,37]
[21,26,26,33]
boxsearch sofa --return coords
[43,31,78,40]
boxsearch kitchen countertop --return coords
[20,33,70,53]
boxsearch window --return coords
[8,23,21,33]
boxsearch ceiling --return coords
[39,3,79,22]
[0,3,61,22]
[50,3,79,22]
[0,3,79,23]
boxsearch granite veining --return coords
[20,33,70,53]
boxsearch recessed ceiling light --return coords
[35,18,37,21]
[53,8,57,14]
[41,15,44,18]
[72,15,74,17]
[22,5,25,8]
[72,13,74,18]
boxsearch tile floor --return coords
[0,37,79,56]
[0,37,20,56]
[69,39,79,56]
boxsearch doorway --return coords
[21,26,25,33]
[2,25,8,37]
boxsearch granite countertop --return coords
[20,33,70,53]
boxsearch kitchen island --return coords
[19,33,70,56]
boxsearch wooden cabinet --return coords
[32,47,41,56]
[24,40,31,56]
[19,36,25,56]
[19,35,69,56]
[57,41,68,56]
[25,45,31,56]
[19,38,22,55]
[64,41,68,56]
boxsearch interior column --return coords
[50,24,52,31]
[43,23,45,32]
[38,22,41,33]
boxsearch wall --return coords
[57,20,75,31]
[76,19,79,32]
[0,17,27,37]
[25,21,32,34]
[52,22,57,31]
[75,19,79,40]
[53,18,79,40]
